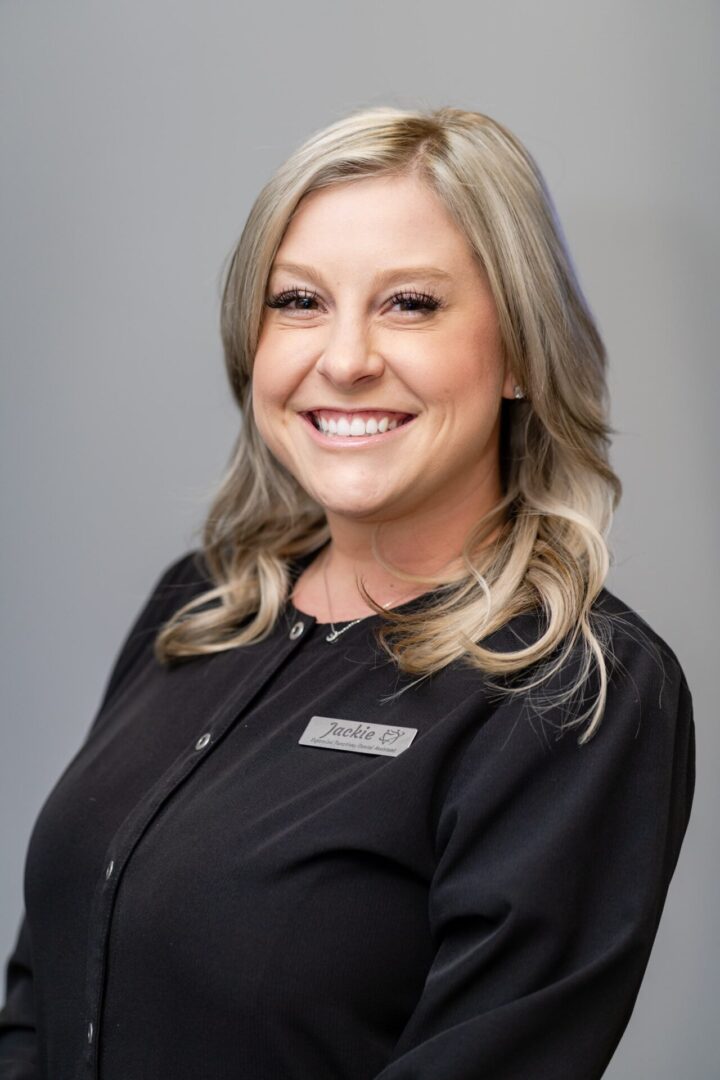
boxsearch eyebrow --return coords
[270,261,454,287]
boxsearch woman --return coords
[0,106,695,1079]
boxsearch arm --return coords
[0,918,37,1079]
[0,550,200,1075]
[374,630,696,1080]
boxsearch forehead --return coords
[273,174,475,272]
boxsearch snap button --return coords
[105,859,114,880]
[195,733,211,750]
[87,1020,94,1043]
[289,621,305,640]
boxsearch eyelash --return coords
[264,286,443,315]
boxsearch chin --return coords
[310,492,395,520]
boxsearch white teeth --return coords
[310,412,411,438]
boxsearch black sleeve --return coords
[373,630,696,1080]
[0,918,37,1079]
[0,549,200,1076]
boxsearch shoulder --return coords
[476,583,693,755]
[441,585,695,834]
[90,548,212,719]
[591,584,691,710]
[144,547,215,614]
[116,547,212,655]
[155,547,211,590]
[485,582,689,698]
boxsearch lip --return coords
[299,411,417,447]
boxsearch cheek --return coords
[250,344,307,467]
[249,356,281,448]
[424,356,501,414]
[254,324,313,393]
[440,320,504,397]
[251,341,292,414]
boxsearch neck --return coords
[322,487,505,590]
[297,507,505,625]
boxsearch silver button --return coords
[87,1020,94,1043]
[195,732,211,750]
[105,859,114,880]
[289,621,305,640]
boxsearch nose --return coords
[315,313,385,388]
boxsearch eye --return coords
[388,289,443,314]
[263,286,444,317]
[265,287,321,313]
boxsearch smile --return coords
[300,409,416,445]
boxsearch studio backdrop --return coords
[1,2,717,1077]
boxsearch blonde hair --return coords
[156,104,626,744]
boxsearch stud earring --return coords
[513,384,525,399]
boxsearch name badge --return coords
[299,715,418,757]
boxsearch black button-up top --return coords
[0,547,696,1079]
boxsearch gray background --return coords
[1,1,717,1075]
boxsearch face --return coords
[252,173,518,535]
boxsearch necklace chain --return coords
[319,546,426,643]
[325,620,364,643]
[321,549,368,643]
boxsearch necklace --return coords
[320,547,424,644]
[321,550,369,643]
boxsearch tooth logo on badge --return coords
[298,716,418,757]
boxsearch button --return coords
[195,732,212,750]
[105,859,114,880]
[87,1020,94,1043]
[289,621,305,640]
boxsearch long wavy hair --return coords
[155,104,626,744]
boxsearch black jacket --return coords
[0,547,696,1079]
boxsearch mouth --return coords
[300,409,417,445]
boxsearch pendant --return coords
[325,618,363,643]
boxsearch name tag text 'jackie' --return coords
[298,716,418,757]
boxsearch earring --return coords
[513,384,525,399]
